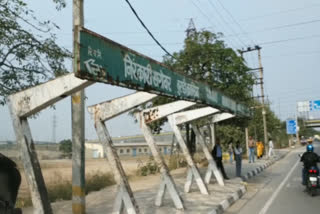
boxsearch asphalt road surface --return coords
[225,141,320,214]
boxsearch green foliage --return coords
[0,0,70,104]
[163,30,254,102]
[136,157,160,176]
[59,139,72,158]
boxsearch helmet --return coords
[307,144,314,152]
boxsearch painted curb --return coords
[209,151,289,214]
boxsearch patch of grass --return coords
[136,157,160,176]
[85,171,115,194]
[16,171,115,208]
[168,154,187,170]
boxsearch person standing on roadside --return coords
[228,140,234,164]
[234,140,243,177]
[268,138,275,158]
[212,138,229,180]
[248,136,255,163]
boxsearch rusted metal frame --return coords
[7,73,93,213]
[173,108,225,186]
[141,100,195,124]
[8,73,92,118]
[87,92,157,121]
[87,92,158,214]
[138,113,184,210]
[94,120,139,214]
[167,114,209,195]
[191,124,224,186]
[8,114,53,214]
[196,113,234,185]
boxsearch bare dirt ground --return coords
[18,155,151,198]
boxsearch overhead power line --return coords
[124,0,176,58]
[227,18,320,38]
[216,0,256,46]
[240,4,320,22]
[205,0,246,48]
[260,34,320,46]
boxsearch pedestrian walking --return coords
[257,141,264,159]
[268,138,275,158]
[234,141,243,177]
[212,138,229,180]
[248,136,255,163]
[228,140,233,164]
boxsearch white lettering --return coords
[123,54,172,91]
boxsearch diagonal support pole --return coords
[138,114,184,210]
[87,92,157,214]
[167,115,209,195]
[7,73,92,213]
[192,124,224,186]
[95,120,140,214]
[9,115,52,214]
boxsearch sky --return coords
[1,0,320,142]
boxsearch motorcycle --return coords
[299,153,320,196]
[305,166,320,196]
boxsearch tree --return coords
[0,0,70,105]
[59,139,72,158]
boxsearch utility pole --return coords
[257,47,269,156]
[72,0,85,213]
[240,45,268,156]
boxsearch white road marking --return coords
[258,159,300,214]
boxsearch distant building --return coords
[85,141,172,158]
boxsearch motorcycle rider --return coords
[300,144,320,185]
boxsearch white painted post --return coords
[138,113,184,210]
[87,92,157,214]
[7,72,92,213]
[8,116,53,213]
[192,125,224,186]
[95,120,139,214]
[167,115,209,195]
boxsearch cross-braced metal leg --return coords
[95,120,140,214]
[139,115,184,209]
[168,115,209,195]
[192,125,224,186]
[10,117,53,214]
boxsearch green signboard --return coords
[76,28,250,117]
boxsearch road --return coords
[225,141,320,214]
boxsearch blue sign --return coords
[309,100,320,111]
[286,119,297,134]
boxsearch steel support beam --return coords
[8,115,52,214]
[95,120,139,214]
[170,107,219,125]
[192,125,224,186]
[87,92,157,121]
[141,100,195,124]
[138,115,184,210]
[7,73,92,213]
[87,92,157,214]
[8,73,92,118]
[167,114,209,195]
